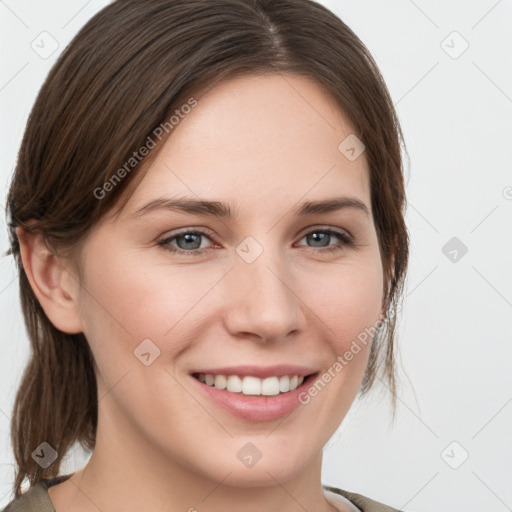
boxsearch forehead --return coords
[123,73,371,217]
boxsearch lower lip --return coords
[189,373,318,422]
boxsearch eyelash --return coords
[157,227,354,257]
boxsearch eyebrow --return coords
[131,196,370,219]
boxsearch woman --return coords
[3,0,409,511]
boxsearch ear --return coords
[17,226,83,334]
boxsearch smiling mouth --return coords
[191,372,317,396]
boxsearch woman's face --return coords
[71,73,384,485]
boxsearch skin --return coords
[19,73,384,512]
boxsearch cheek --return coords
[77,246,224,368]
[302,255,384,353]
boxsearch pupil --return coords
[178,233,201,250]
[309,232,328,247]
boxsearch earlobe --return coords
[17,226,83,334]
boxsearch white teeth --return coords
[214,374,227,390]
[261,377,280,396]
[226,375,242,393]
[195,373,307,395]
[242,376,261,395]
[279,375,290,392]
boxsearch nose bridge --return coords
[224,234,305,341]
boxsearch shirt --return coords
[1,475,404,512]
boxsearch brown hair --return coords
[5,0,409,498]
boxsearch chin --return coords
[197,441,316,487]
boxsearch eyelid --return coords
[157,226,217,243]
[296,224,353,240]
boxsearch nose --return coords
[222,242,308,343]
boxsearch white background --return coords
[1,1,511,511]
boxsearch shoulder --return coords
[3,480,403,512]
[324,485,405,512]
[1,481,57,512]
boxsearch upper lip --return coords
[190,365,319,379]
